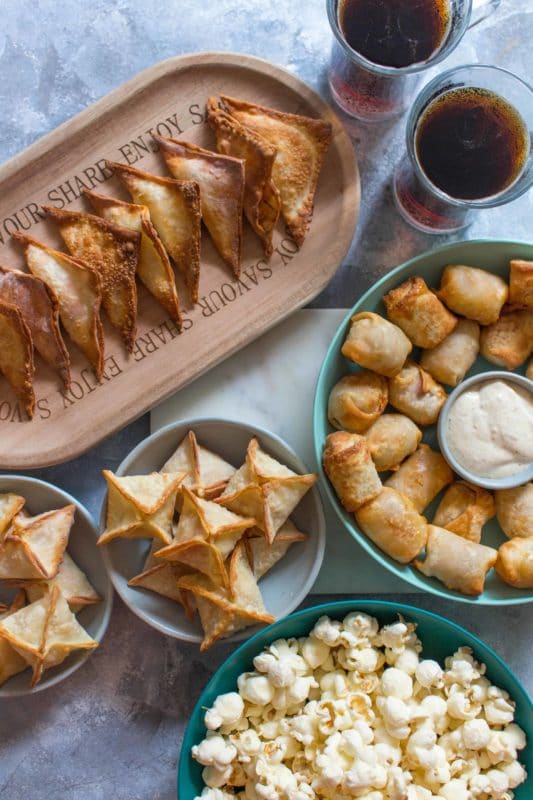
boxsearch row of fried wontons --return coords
[0,96,332,418]
[98,432,316,650]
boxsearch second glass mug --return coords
[327,0,500,122]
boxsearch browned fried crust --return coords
[0,265,70,388]
[0,301,35,419]
[43,206,139,352]
[105,161,201,303]
[219,94,332,246]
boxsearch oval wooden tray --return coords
[0,52,360,468]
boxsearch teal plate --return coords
[313,239,533,605]
[178,601,532,799]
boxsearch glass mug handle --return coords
[468,0,501,28]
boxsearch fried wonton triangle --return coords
[106,161,201,303]
[161,430,235,507]
[98,470,185,546]
[155,135,245,277]
[195,594,235,651]
[0,505,74,581]
[219,96,332,247]
[44,206,140,352]
[0,591,28,686]
[0,586,97,686]
[246,437,299,482]
[0,493,25,539]
[128,559,195,617]
[16,234,105,379]
[24,552,101,613]
[0,265,70,388]
[246,519,306,579]
[83,189,182,326]
[0,301,35,419]
[207,97,281,257]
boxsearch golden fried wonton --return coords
[106,161,201,303]
[0,505,74,581]
[207,97,280,257]
[83,189,182,326]
[0,591,28,686]
[44,206,140,352]
[155,135,245,277]
[219,95,332,246]
[161,430,236,508]
[23,552,101,613]
[0,493,25,539]
[0,301,35,419]
[245,519,306,579]
[0,585,97,686]
[16,234,105,379]
[0,265,70,388]
[128,559,195,615]
[98,470,185,546]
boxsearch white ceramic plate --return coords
[0,476,113,696]
[99,418,326,644]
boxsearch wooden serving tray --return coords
[0,53,360,468]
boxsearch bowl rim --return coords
[0,474,113,697]
[313,237,533,606]
[178,598,533,798]
[99,416,327,643]
[437,371,533,490]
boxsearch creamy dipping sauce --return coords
[447,379,533,479]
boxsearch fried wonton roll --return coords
[495,484,533,539]
[341,312,412,378]
[480,310,533,370]
[414,525,497,596]
[364,413,422,472]
[388,361,447,426]
[437,265,508,326]
[323,431,382,512]
[496,537,533,589]
[354,487,428,563]
[420,319,480,387]
[433,481,495,543]
[0,302,35,419]
[385,445,453,513]
[509,259,533,309]
[328,371,388,434]
[383,276,457,349]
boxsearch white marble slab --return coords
[151,308,410,594]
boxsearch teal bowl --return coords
[178,600,532,799]
[313,239,533,605]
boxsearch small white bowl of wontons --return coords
[0,476,112,696]
[98,419,326,650]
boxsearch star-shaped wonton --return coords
[245,519,306,579]
[23,552,101,613]
[216,438,316,544]
[0,301,35,419]
[0,505,74,581]
[0,493,25,539]
[154,486,254,589]
[83,189,182,327]
[0,592,28,686]
[98,470,185,546]
[177,542,274,651]
[161,430,236,508]
[128,541,195,620]
[218,96,332,247]
[0,586,97,686]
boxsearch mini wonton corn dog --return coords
[433,481,495,543]
[388,361,447,426]
[495,483,533,539]
[364,413,422,472]
[0,301,35,419]
[437,265,508,325]
[327,371,388,434]
[480,310,533,370]
[496,537,533,589]
[383,276,457,349]
[354,487,428,564]
[385,444,453,513]
[414,525,497,596]
[341,312,412,378]
[0,266,70,388]
[420,319,480,387]
[323,431,382,512]
[509,259,533,309]
[218,95,332,247]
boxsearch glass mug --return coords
[393,65,533,234]
[327,0,500,122]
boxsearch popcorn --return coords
[191,614,527,800]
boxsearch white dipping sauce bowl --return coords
[437,371,533,491]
